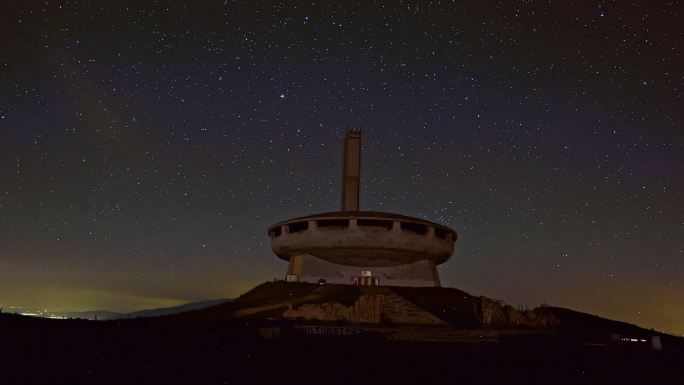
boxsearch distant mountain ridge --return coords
[61,298,231,320]
[61,310,127,320]
[128,298,231,318]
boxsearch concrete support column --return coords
[429,261,441,287]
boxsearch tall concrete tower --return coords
[341,129,361,211]
[268,130,456,287]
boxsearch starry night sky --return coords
[1,1,682,334]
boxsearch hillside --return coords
[160,282,682,344]
[1,282,682,384]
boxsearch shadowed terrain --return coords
[2,282,682,384]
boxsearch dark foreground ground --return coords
[2,282,683,384]
[2,316,683,384]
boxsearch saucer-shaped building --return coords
[268,130,456,287]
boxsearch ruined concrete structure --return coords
[268,130,457,287]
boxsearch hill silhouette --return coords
[1,282,682,384]
[159,282,681,341]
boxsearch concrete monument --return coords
[268,130,456,286]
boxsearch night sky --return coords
[1,1,682,334]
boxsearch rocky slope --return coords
[214,282,559,328]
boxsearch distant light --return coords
[621,337,645,343]
[279,93,286,99]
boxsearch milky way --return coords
[0,1,682,334]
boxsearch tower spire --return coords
[341,129,361,211]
